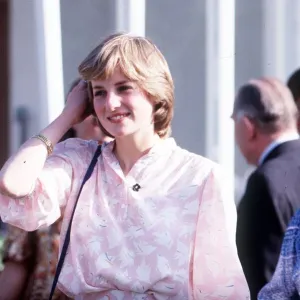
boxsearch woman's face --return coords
[91,68,155,139]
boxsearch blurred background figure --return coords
[233,77,300,299]
[0,78,113,300]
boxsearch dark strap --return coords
[49,145,102,300]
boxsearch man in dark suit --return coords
[233,77,300,299]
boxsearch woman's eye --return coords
[117,85,132,92]
[94,90,106,97]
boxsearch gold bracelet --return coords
[33,134,54,155]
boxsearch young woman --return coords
[0,33,249,299]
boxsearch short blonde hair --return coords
[78,33,174,138]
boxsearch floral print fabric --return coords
[0,138,249,299]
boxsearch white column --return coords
[205,0,218,163]
[34,0,65,127]
[9,0,64,152]
[293,1,300,70]
[115,0,146,36]
[205,0,235,199]
[263,0,286,80]
[285,0,300,77]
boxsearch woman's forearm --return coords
[0,113,73,198]
[0,261,28,300]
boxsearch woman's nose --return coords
[105,92,121,111]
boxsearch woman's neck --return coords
[114,132,160,176]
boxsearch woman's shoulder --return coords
[171,144,222,181]
[56,137,98,148]
[52,138,100,161]
[173,144,219,169]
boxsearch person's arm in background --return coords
[0,261,28,300]
[0,226,35,300]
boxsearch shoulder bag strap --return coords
[48,145,102,300]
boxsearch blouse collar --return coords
[100,137,177,177]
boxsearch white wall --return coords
[146,0,206,155]
[9,0,41,153]
[60,0,115,93]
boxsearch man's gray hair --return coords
[232,77,298,133]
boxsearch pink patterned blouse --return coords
[0,138,250,299]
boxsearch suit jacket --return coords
[236,139,300,299]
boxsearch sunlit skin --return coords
[91,68,160,175]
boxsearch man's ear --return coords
[240,116,256,141]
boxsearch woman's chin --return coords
[104,124,138,139]
[109,129,132,139]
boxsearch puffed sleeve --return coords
[0,138,97,231]
[191,166,250,299]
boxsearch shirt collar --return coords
[103,137,176,155]
[258,132,299,165]
[101,137,177,173]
